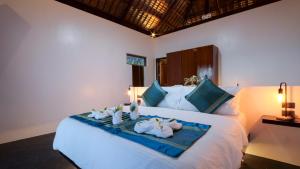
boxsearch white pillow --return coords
[157,86,182,109]
[177,86,199,112]
[214,86,240,115]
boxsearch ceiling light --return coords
[151,32,156,38]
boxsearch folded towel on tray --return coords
[134,118,182,138]
[88,110,109,120]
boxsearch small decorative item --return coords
[184,75,200,86]
[112,105,123,125]
[129,102,139,120]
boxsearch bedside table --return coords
[246,115,300,166]
[262,115,300,128]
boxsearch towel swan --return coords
[134,118,182,138]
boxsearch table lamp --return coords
[277,82,296,121]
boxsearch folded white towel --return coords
[146,123,173,138]
[112,111,123,125]
[134,118,182,138]
[104,108,115,116]
[134,120,154,133]
[163,119,183,130]
[88,110,109,120]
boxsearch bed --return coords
[53,105,248,169]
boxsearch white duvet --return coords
[53,106,248,169]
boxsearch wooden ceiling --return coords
[56,0,280,37]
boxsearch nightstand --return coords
[262,115,300,128]
[246,115,300,166]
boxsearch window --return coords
[127,54,146,87]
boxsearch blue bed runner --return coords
[70,112,210,157]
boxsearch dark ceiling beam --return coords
[131,0,146,25]
[215,0,221,14]
[145,2,170,34]
[134,0,154,26]
[107,0,115,12]
[109,0,119,16]
[56,0,281,37]
[149,0,175,33]
[204,0,210,14]
[132,0,167,22]
[164,0,281,36]
[56,0,149,35]
[120,0,134,21]
[154,0,181,33]
[183,0,194,21]
[102,0,107,10]
[139,0,153,29]
[96,0,102,9]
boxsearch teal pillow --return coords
[142,81,167,107]
[185,79,234,114]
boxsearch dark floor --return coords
[0,133,299,169]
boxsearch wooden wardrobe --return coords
[157,45,218,86]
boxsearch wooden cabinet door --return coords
[165,45,218,86]
[194,46,213,70]
[167,52,182,86]
[193,45,218,84]
[181,49,196,82]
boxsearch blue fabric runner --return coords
[70,112,210,157]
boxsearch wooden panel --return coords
[167,52,182,86]
[165,45,218,86]
[193,45,218,84]
[181,49,196,82]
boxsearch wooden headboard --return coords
[156,45,218,86]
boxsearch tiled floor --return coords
[0,133,299,169]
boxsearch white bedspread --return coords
[53,106,248,169]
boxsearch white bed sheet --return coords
[53,106,248,169]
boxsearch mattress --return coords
[53,106,248,169]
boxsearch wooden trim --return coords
[262,115,300,128]
[156,57,167,85]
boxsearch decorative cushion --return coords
[142,80,168,107]
[185,79,234,114]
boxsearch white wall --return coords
[0,0,154,143]
[153,0,300,86]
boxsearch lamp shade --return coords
[277,93,283,103]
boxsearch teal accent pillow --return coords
[185,79,234,114]
[142,81,168,107]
